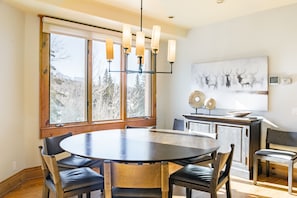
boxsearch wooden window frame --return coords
[39,19,156,138]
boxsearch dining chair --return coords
[38,146,104,198]
[169,144,235,198]
[172,121,216,167]
[173,118,184,131]
[253,128,297,194]
[104,160,169,198]
[43,132,103,173]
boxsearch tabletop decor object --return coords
[189,90,205,114]
[204,97,216,114]
[226,111,251,117]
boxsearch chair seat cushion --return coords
[58,155,95,168]
[112,187,161,198]
[255,149,297,160]
[170,164,213,187]
[173,154,213,166]
[60,167,104,192]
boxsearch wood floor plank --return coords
[3,175,297,198]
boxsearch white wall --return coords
[0,2,40,181]
[0,2,25,181]
[23,14,41,169]
[157,4,297,137]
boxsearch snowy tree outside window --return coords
[49,33,152,124]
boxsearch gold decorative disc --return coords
[189,90,205,108]
[204,98,216,110]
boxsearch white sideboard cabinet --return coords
[183,114,261,180]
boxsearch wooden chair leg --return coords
[226,180,231,198]
[168,180,173,198]
[253,157,258,185]
[42,185,49,198]
[186,188,192,198]
[288,163,293,194]
[266,161,270,177]
[210,191,218,198]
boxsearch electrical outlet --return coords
[12,161,17,171]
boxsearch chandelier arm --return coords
[154,62,173,74]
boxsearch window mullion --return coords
[121,48,127,121]
[87,40,93,124]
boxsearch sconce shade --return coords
[167,40,176,63]
[122,24,132,51]
[136,31,145,57]
[106,39,114,61]
[151,25,161,53]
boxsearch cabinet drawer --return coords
[188,121,211,133]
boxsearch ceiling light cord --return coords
[140,0,143,32]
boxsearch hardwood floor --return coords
[3,174,297,198]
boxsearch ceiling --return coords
[93,0,297,28]
[4,0,297,38]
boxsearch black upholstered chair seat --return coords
[59,167,103,191]
[170,164,213,187]
[45,167,104,193]
[112,188,161,198]
[173,155,214,166]
[255,149,297,161]
[58,155,96,168]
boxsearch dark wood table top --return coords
[60,128,219,163]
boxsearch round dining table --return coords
[60,128,219,163]
[60,128,219,198]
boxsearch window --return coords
[126,48,152,118]
[40,17,156,137]
[92,40,121,121]
[50,33,87,124]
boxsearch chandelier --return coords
[106,0,176,74]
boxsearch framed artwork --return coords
[191,56,268,111]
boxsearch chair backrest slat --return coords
[173,119,184,131]
[44,132,72,155]
[212,144,234,187]
[266,128,297,147]
[111,162,162,188]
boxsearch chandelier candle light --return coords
[106,0,176,74]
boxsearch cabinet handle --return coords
[246,128,249,137]
[245,157,248,165]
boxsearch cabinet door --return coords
[216,124,249,168]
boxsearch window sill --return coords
[40,118,156,138]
